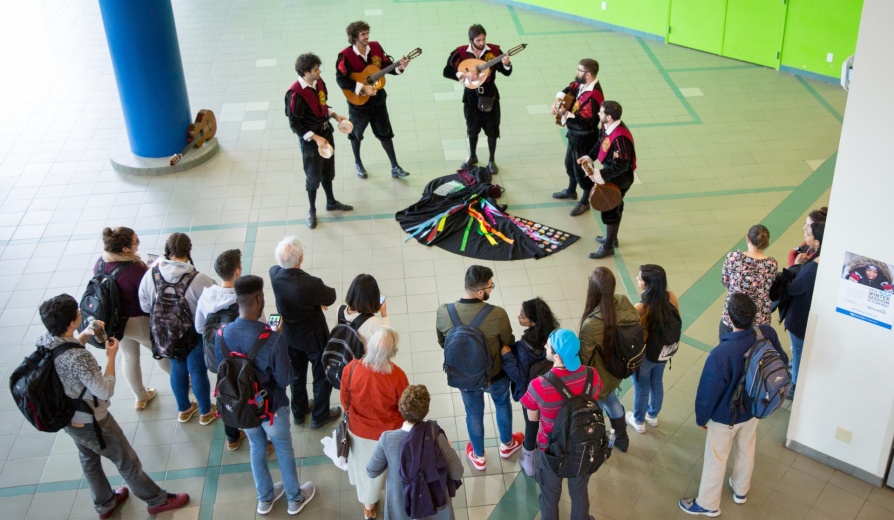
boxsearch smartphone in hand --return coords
[380,295,387,304]
[268,314,282,328]
[146,253,159,265]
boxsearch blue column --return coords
[98,0,191,158]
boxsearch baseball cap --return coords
[549,328,581,371]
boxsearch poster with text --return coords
[835,252,894,330]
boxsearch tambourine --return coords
[337,120,354,134]
[318,143,333,158]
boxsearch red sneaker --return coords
[499,432,524,459]
[98,487,129,519]
[465,442,486,471]
[147,493,190,515]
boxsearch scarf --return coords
[102,251,147,269]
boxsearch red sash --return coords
[567,83,604,114]
[455,43,503,62]
[597,123,636,171]
[340,42,386,73]
[288,79,329,118]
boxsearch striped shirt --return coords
[520,366,602,450]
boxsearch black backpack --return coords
[644,307,682,363]
[214,325,273,429]
[529,358,554,381]
[604,322,646,379]
[149,267,200,360]
[10,343,106,448]
[542,368,611,478]
[322,305,372,389]
[79,260,132,348]
[442,303,494,390]
[202,303,239,374]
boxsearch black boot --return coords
[610,415,629,453]
[590,223,619,259]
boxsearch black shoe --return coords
[487,161,498,175]
[293,400,314,425]
[785,384,795,400]
[325,201,353,211]
[552,189,577,200]
[306,211,317,229]
[391,166,410,178]
[596,235,619,247]
[460,155,479,170]
[569,202,590,217]
[496,203,508,212]
[589,246,615,259]
[355,163,368,179]
[310,406,342,430]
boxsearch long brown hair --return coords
[581,267,617,363]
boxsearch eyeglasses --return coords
[480,284,495,291]
[578,69,587,73]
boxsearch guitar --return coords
[169,109,217,166]
[458,43,527,89]
[555,93,574,126]
[342,48,423,106]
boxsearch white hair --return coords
[275,236,304,268]
[362,327,399,374]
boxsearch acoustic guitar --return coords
[581,161,622,212]
[342,48,423,106]
[169,109,217,166]
[458,43,527,89]
[555,93,574,126]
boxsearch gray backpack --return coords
[150,267,200,361]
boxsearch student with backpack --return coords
[627,264,682,434]
[88,226,171,411]
[214,275,316,516]
[31,294,190,518]
[679,293,788,517]
[436,265,523,471]
[500,297,560,476]
[520,328,604,520]
[339,327,409,520]
[579,266,643,452]
[138,233,217,425]
[366,384,464,520]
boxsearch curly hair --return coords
[346,20,370,45]
[399,385,431,424]
[521,297,560,352]
[294,53,321,76]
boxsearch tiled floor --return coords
[0,0,892,519]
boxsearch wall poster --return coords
[836,252,894,330]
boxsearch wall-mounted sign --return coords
[836,252,894,330]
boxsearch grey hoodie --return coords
[138,259,216,317]
[36,333,114,424]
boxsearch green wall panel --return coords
[781,0,862,77]
[667,0,726,54]
[722,0,787,68]
[516,0,669,37]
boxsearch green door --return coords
[722,0,788,68]
[668,0,728,55]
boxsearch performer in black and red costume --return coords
[551,59,604,217]
[578,100,637,259]
[443,24,513,175]
[335,21,410,179]
[285,53,354,229]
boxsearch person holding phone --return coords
[342,274,389,345]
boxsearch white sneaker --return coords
[288,482,315,515]
[257,482,285,514]
[645,413,659,427]
[626,411,646,434]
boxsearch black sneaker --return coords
[552,189,577,200]
[306,211,317,229]
[355,163,368,179]
[310,406,342,430]
[325,201,353,211]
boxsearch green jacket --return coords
[579,294,640,399]
[436,299,515,380]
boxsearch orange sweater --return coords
[340,359,409,440]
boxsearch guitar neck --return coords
[477,53,506,73]
[369,61,401,82]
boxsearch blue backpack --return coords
[442,303,493,390]
[730,327,791,421]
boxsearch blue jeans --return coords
[245,407,303,502]
[170,343,212,414]
[632,358,667,424]
[460,375,513,456]
[789,332,804,385]
[598,388,624,420]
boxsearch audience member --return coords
[720,224,777,336]
[343,273,390,344]
[785,220,824,400]
[788,207,827,267]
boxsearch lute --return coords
[458,43,527,89]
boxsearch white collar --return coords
[604,120,621,135]
[579,79,599,94]
[297,76,317,90]
[352,44,369,60]
[466,43,491,59]
[401,421,413,432]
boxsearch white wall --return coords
[785,0,894,480]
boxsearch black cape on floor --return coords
[395,173,579,261]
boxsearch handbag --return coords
[477,95,495,112]
[335,361,357,460]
